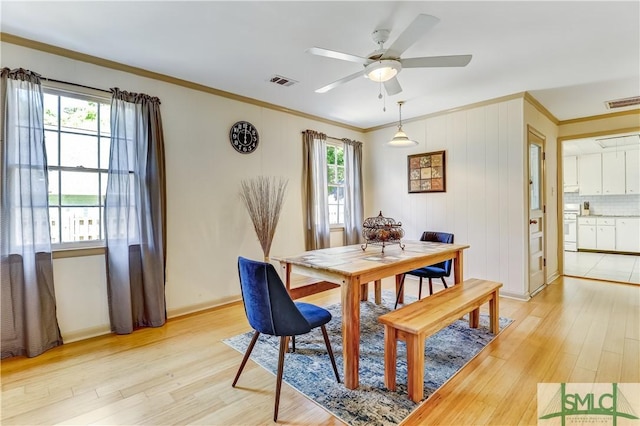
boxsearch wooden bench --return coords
[378,278,503,402]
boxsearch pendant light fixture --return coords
[388,101,417,147]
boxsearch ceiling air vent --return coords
[268,75,298,87]
[605,96,640,109]
[596,134,640,149]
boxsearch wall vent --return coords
[268,75,298,87]
[605,96,640,109]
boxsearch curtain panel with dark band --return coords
[302,130,330,250]
[1,67,63,358]
[342,138,364,245]
[105,88,167,334]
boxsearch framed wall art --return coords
[408,150,446,193]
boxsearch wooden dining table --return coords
[274,240,470,390]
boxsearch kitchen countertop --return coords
[578,215,640,218]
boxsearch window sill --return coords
[52,246,106,259]
[330,226,345,232]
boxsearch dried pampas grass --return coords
[239,176,288,261]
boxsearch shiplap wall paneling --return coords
[498,103,513,290]
[424,114,449,232]
[450,110,469,282]
[484,103,502,285]
[466,107,489,281]
[506,100,527,297]
[364,98,527,298]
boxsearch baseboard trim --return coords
[499,291,530,301]
[59,298,244,344]
[547,271,560,284]
[167,296,242,319]
[62,325,111,344]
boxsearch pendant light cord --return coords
[378,81,386,112]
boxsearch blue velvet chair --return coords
[395,231,455,309]
[232,256,340,421]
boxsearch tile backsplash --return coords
[563,193,640,216]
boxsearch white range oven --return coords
[564,203,580,251]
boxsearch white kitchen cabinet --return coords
[578,217,597,250]
[578,153,602,195]
[563,155,578,187]
[579,216,640,253]
[616,218,640,252]
[596,217,616,251]
[602,152,626,195]
[626,149,640,194]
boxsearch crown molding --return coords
[5,32,635,137]
[523,92,559,125]
[364,92,530,133]
[558,108,640,126]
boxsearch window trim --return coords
[52,246,106,259]
[327,140,345,228]
[43,84,111,251]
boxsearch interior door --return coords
[528,127,546,295]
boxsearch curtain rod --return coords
[300,131,343,142]
[42,77,111,94]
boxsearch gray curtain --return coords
[343,138,364,245]
[1,67,63,358]
[302,130,329,250]
[105,88,166,334]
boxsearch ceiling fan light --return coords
[367,66,397,82]
[365,60,401,83]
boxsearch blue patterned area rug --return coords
[223,291,512,426]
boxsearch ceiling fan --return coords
[307,14,472,96]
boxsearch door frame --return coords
[527,125,546,296]
[556,125,640,277]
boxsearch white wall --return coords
[1,42,364,341]
[52,255,110,342]
[363,98,530,298]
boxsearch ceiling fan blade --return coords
[385,14,440,58]
[401,54,472,68]
[315,69,367,93]
[384,77,402,96]
[306,47,371,65]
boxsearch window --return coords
[44,89,110,246]
[327,143,344,226]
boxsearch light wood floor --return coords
[1,276,638,425]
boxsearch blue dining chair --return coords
[395,231,455,309]
[232,256,340,421]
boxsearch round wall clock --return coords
[229,121,259,154]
